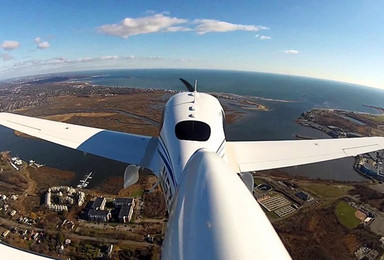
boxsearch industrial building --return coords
[92,197,106,210]
[85,197,135,223]
[295,191,311,201]
[88,209,111,222]
[86,197,110,222]
[118,204,134,223]
[113,198,134,208]
[114,197,135,223]
[257,194,296,218]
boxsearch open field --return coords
[17,93,164,137]
[335,201,361,229]
[42,112,116,122]
[347,111,384,125]
[298,181,353,199]
[29,166,75,191]
[362,115,384,123]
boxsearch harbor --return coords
[355,151,384,182]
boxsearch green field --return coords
[363,114,384,123]
[299,182,352,199]
[254,178,265,186]
[0,162,12,171]
[130,187,144,197]
[335,201,361,229]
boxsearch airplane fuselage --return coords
[158,92,227,208]
[157,92,292,259]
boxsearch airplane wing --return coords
[0,112,158,173]
[0,241,54,259]
[227,137,384,172]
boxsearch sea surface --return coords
[1,69,384,185]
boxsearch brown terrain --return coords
[299,109,384,137]
[275,205,371,260]
[2,81,384,259]
[9,91,257,143]
[0,150,166,259]
[0,151,74,212]
[276,195,384,260]
[16,92,166,137]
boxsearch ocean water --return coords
[81,69,384,113]
[1,69,384,184]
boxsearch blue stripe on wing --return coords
[77,130,158,171]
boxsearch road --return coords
[0,217,157,248]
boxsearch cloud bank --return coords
[0,55,195,75]
[98,14,268,38]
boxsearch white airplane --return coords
[1,79,384,260]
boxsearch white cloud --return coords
[1,53,14,61]
[194,19,268,34]
[284,49,299,55]
[98,14,188,38]
[100,55,119,60]
[165,26,192,32]
[5,55,169,70]
[259,35,271,40]
[0,54,199,80]
[35,37,50,49]
[1,41,20,51]
[37,42,50,49]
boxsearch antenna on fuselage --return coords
[179,78,198,103]
[193,80,198,103]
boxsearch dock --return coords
[77,172,93,189]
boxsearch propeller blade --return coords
[179,78,194,92]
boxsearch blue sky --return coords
[0,0,383,89]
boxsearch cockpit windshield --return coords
[175,120,211,141]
